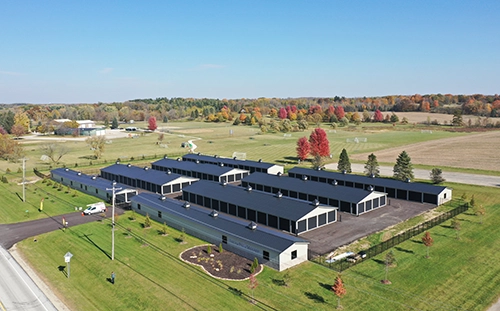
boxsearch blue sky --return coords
[1,0,499,104]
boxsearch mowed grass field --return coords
[14,182,500,310]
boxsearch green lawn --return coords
[13,182,500,311]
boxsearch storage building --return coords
[182,153,284,175]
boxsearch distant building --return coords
[183,153,284,175]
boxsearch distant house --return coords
[53,119,103,136]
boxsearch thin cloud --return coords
[99,67,114,74]
[0,70,24,76]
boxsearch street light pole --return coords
[106,181,121,260]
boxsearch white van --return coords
[83,202,107,215]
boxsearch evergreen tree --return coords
[337,148,352,173]
[430,168,445,184]
[111,117,119,129]
[364,153,380,177]
[393,151,414,181]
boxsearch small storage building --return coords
[51,168,137,203]
[151,157,249,183]
[100,163,198,195]
[288,167,452,205]
[242,172,387,215]
[182,180,337,235]
[182,153,284,175]
[131,192,309,271]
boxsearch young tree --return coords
[148,116,158,131]
[393,151,414,181]
[451,217,461,240]
[40,143,70,164]
[157,133,165,145]
[452,110,463,126]
[248,273,258,303]
[475,205,486,224]
[430,168,445,184]
[331,274,346,309]
[296,137,310,161]
[144,213,152,228]
[282,270,291,287]
[337,149,352,173]
[219,243,224,253]
[309,128,330,169]
[86,136,106,159]
[421,231,434,258]
[382,250,396,284]
[364,153,380,177]
[10,124,26,139]
[469,194,475,208]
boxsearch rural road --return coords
[0,209,125,311]
[324,163,500,188]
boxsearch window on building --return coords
[158,211,162,218]
[95,189,98,194]
[263,250,269,261]
[137,204,141,210]
[291,250,297,260]
[222,235,227,244]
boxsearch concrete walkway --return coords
[324,163,500,188]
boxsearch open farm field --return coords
[351,130,500,171]
[394,112,500,125]
[15,182,500,311]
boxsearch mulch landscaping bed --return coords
[180,245,262,280]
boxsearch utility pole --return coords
[106,181,122,260]
[22,157,27,202]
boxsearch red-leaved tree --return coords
[332,275,346,309]
[421,231,434,258]
[278,108,287,119]
[334,106,345,120]
[148,116,158,131]
[296,137,310,161]
[373,109,384,122]
[309,128,330,157]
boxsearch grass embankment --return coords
[15,182,500,310]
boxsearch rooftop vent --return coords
[316,166,322,171]
[233,157,237,160]
[164,155,168,159]
[77,172,82,176]
[332,180,338,186]
[183,202,191,209]
[176,158,181,161]
[312,199,320,207]
[143,166,149,170]
[160,196,166,201]
[65,168,69,172]
[302,175,308,181]
[219,162,224,167]
[246,185,252,192]
[196,160,200,164]
[220,180,228,186]
[166,170,172,175]
[406,178,411,183]
[258,159,262,163]
[214,155,218,158]
[342,170,347,175]
[248,221,257,230]
[116,161,120,164]
[127,163,132,167]
[277,172,282,177]
[197,152,201,155]
[91,176,96,180]
[368,185,374,192]
[370,173,375,178]
[275,191,283,198]
[210,210,219,218]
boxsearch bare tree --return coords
[40,144,70,164]
[86,136,106,159]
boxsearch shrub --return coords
[144,213,152,228]
[219,243,224,253]
[1,176,7,183]
[207,245,212,254]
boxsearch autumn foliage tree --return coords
[334,106,345,120]
[296,137,310,161]
[331,274,346,309]
[309,128,330,169]
[148,116,158,131]
[373,109,384,122]
[248,273,258,303]
[421,231,434,258]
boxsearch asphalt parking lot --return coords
[300,198,436,256]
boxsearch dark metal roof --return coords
[242,172,385,203]
[152,158,247,176]
[51,168,135,194]
[182,153,281,170]
[183,180,335,221]
[288,167,448,195]
[100,163,196,185]
[131,192,308,252]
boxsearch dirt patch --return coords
[180,245,262,280]
[351,130,500,171]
